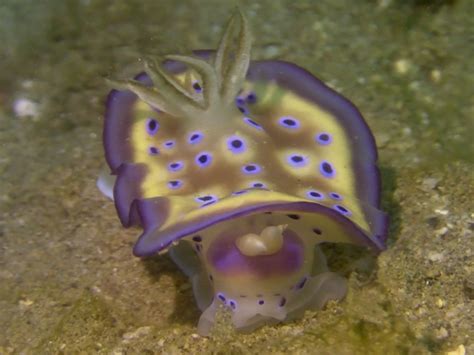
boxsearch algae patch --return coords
[34,291,123,353]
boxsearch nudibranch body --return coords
[100,11,388,335]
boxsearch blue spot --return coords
[146,118,159,135]
[258,299,265,305]
[246,92,257,104]
[148,146,159,155]
[229,300,237,310]
[243,116,263,130]
[279,297,287,307]
[235,96,245,106]
[226,135,246,154]
[329,192,342,200]
[195,194,217,204]
[306,190,324,200]
[163,140,175,149]
[167,180,182,189]
[238,106,249,115]
[242,163,261,175]
[287,154,308,168]
[195,152,212,168]
[188,131,204,145]
[296,276,307,289]
[192,81,202,93]
[217,293,226,302]
[316,132,332,145]
[334,204,352,216]
[278,116,300,129]
[232,190,248,195]
[250,181,266,189]
[319,160,335,178]
[168,161,184,172]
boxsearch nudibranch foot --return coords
[168,217,348,336]
[195,272,347,336]
[191,240,348,336]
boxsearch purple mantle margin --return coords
[103,50,389,257]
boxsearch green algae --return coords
[34,291,124,353]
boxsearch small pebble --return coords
[122,326,151,341]
[434,326,448,340]
[435,227,449,237]
[394,59,411,75]
[427,251,444,262]
[430,69,442,83]
[91,286,102,294]
[434,209,449,216]
[19,299,34,308]
[13,98,39,118]
[421,177,440,191]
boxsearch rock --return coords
[435,226,449,237]
[434,326,448,340]
[421,177,440,191]
[13,98,39,118]
[122,326,152,342]
[427,251,444,262]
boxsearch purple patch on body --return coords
[207,229,304,277]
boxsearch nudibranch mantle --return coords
[101,10,388,335]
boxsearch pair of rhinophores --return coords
[98,10,388,335]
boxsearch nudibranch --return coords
[100,10,388,335]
